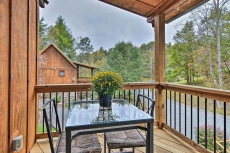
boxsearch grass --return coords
[38,123,47,133]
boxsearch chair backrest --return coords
[43,99,62,153]
[135,93,155,117]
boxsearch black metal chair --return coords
[104,93,155,153]
[42,99,102,153]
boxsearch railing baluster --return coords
[68,92,70,110]
[185,94,187,136]
[49,93,52,132]
[148,89,150,114]
[170,90,172,127]
[213,100,216,153]
[179,93,181,133]
[124,90,126,100]
[174,91,176,130]
[55,92,58,130]
[134,90,136,106]
[42,93,45,133]
[205,98,207,149]
[74,92,76,101]
[197,96,199,144]
[166,90,168,124]
[92,91,94,100]
[62,92,64,130]
[224,102,226,153]
[191,95,193,140]
[128,90,131,103]
[86,91,88,101]
[142,89,145,111]
[80,91,83,101]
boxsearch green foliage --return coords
[53,95,62,103]
[195,125,230,152]
[168,21,199,84]
[46,16,77,60]
[38,123,47,133]
[91,71,124,95]
[106,41,147,82]
[76,36,94,63]
[39,17,49,50]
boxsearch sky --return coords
[40,0,185,51]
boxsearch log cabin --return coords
[39,44,97,84]
[1,0,229,153]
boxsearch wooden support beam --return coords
[154,14,165,129]
[147,0,180,23]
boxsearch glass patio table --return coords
[65,99,154,153]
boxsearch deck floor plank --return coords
[30,128,199,153]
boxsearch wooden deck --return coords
[30,128,199,153]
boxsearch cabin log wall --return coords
[27,0,38,151]
[0,0,38,152]
[0,0,10,152]
[10,0,28,152]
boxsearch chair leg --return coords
[132,147,135,153]
[108,148,111,153]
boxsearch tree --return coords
[76,36,94,63]
[106,41,146,82]
[140,41,155,80]
[46,16,77,60]
[209,0,230,90]
[90,47,108,70]
[39,17,48,50]
[169,21,198,84]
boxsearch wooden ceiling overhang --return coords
[39,0,49,8]
[99,0,209,24]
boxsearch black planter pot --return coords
[99,94,112,107]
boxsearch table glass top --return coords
[66,99,153,127]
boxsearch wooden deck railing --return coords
[35,82,157,139]
[34,82,230,152]
[162,83,230,153]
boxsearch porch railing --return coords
[163,83,230,153]
[34,82,230,152]
[35,82,157,138]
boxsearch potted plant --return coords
[91,71,124,107]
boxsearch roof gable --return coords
[40,44,77,69]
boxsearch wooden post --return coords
[91,69,94,77]
[154,14,166,129]
[77,65,79,83]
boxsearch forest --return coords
[39,0,230,90]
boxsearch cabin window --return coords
[59,70,65,77]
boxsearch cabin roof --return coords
[40,44,77,68]
[72,62,98,70]
[99,0,208,23]
[40,44,98,70]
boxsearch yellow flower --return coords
[91,71,124,95]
